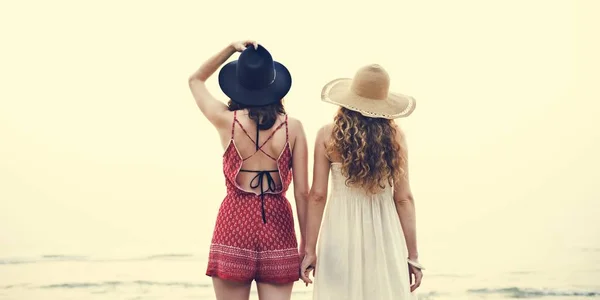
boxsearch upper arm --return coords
[188,78,229,127]
[291,118,309,196]
[393,128,414,203]
[310,126,331,198]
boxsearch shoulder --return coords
[318,123,334,137]
[392,121,408,148]
[314,123,334,145]
[286,115,302,128]
[285,115,307,137]
[284,116,306,150]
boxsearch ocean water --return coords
[1,248,599,300]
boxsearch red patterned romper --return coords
[206,111,300,284]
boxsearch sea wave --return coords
[2,281,598,299]
[0,253,198,265]
[38,281,210,289]
[468,287,600,298]
[1,281,209,290]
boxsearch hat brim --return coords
[321,78,416,119]
[218,61,292,107]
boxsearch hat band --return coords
[269,70,277,85]
[239,70,277,90]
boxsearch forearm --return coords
[189,44,236,82]
[294,191,309,244]
[304,192,327,254]
[395,199,419,259]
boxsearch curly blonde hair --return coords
[326,107,406,194]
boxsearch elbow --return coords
[188,75,198,86]
[188,74,207,86]
[308,189,327,203]
[394,192,414,206]
[294,189,309,202]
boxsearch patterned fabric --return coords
[206,111,299,284]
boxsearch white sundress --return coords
[312,163,418,300]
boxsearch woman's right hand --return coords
[300,253,317,286]
[231,40,258,52]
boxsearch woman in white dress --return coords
[300,64,424,300]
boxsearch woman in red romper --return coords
[188,40,309,300]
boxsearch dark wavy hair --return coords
[326,107,406,194]
[227,100,286,130]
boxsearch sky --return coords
[0,0,599,273]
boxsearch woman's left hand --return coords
[300,253,317,286]
[408,264,423,292]
[231,40,258,52]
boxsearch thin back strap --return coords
[254,120,286,151]
[233,111,259,147]
[231,110,237,140]
[285,114,289,142]
[238,115,288,162]
[241,121,286,161]
[235,118,258,145]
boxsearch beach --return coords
[1,247,599,300]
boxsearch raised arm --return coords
[300,125,331,285]
[188,40,257,126]
[290,118,309,258]
[392,128,423,291]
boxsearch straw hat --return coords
[321,64,416,119]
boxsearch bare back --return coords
[218,109,299,195]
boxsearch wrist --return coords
[408,253,419,261]
[226,43,237,54]
[407,258,425,270]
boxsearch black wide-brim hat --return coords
[218,44,292,107]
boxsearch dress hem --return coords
[206,271,300,285]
